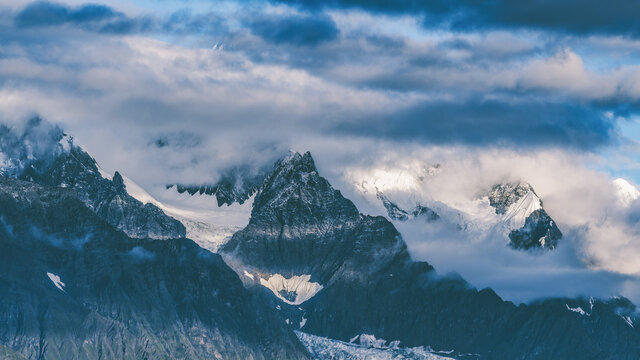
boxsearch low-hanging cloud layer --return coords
[2,0,640,304]
[323,144,640,303]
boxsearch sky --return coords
[2,0,640,304]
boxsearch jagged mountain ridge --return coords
[0,175,309,359]
[221,151,640,359]
[377,192,440,223]
[370,176,561,251]
[1,119,638,359]
[487,182,536,215]
[168,163,272,206]
[222,152,409,284]
[488,182,562,250]
[0,118,185,240]
[486,182,561,250]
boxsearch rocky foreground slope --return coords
[0,176,308,359]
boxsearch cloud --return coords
[2,0,640,306]
[127,245,155,260]
[246,12,339,46]
[11,1,226,36]
[151,132,203,149]
[14,1,153,34]
[332,98,618,150]
[275,0,640,37]
[318,144,640,304]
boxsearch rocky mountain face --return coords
[1,119,638,359]
[368,173,561,252]
[0,176,309,360]
[0,118,185,240]
[377,192,439,222]
[222,151,640,359]
[222,152,409,284]
[487,182,561,250]
[508,209,562,250]
[487,182,535,214]
[169,164,272,206]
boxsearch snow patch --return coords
[122,174,159,206]
[296,331,455,360]
[566,297,594,316]
[300,316,307,329]
[621,315,634,328]
[565,304,587,315]
[119,175,253,252]
[502,190,542,230]
[259,274,323,305]
[243,270,254,280]
[46,272,65,292]
[357,334,388,349]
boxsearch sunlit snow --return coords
[296,331,455,360]
[46,272,65,292]
[259,274,323,305]
[120,175,253,252]
[566,298,594,316]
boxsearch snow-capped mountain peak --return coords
[487,182,539,215]
[0,118,186,240]
[499,185,543,230]
[486,181,560,250]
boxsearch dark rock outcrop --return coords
[509,209,562,250]
[488,181,562,250]
[170,164,271,206]
[222,152,408,284]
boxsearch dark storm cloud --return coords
[15,2,119,26]
[1,0,638,156]
[11,1,226,36]
[246,13,339,46]
[275,0,640,37]
[333,99,618,149]
[14,1,153,34]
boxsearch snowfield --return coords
[108,172,253,252]
[259,273,323,305]
[296,331,456,360]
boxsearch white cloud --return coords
[306,142,640,303]
[3,0,640,305]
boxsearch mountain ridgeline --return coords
[220,151,640,359]
[1,119,639,360]
[487,182,562,250]
[0,176,309,359]
[0,118,185,240]
[168,164,272,206]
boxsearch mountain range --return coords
[1,118,640,359]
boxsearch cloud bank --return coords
[1,0,640,305]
